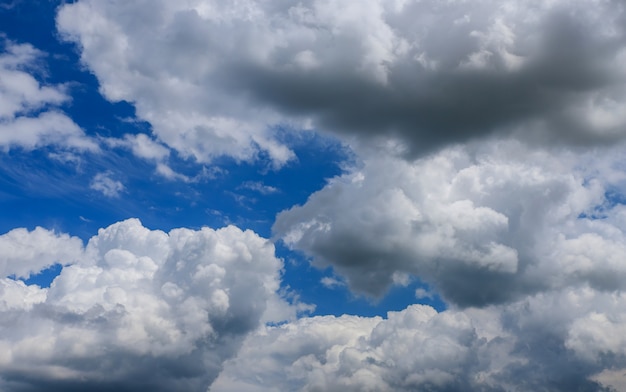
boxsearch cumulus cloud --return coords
[273,139,626,307]
[0,219,289,391]
[0,227,83,279]
[215,289,626,391]
[90,171,125,197]
[57,0,626,161]
[0,41,98,152]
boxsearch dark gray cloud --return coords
[58,0,626,161]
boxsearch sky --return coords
[2,0,626,391]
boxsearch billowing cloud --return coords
[0,41,98,152]
[273,139,626,307]
[215,288,626,391]
[0,219,288,391]
[57,0,626,161]
[0,227,83,279]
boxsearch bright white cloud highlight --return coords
[0,226,83,279]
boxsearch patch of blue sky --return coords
[21,263,63,287]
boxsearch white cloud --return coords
[320,276,344,289]
[0,226,83,279]
[153,162,190,182]
[0,41,98,152]
[105,133,170,161]
[238,181,279,195]
[0,219,292,391]
[90,171,125,197]
[57,0,626,161]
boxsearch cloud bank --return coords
[215,290,626,391]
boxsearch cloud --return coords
[104,134,198,182]
[57,0,626,160]
[105,133,170,161]
[273,138,626,307]
[0,219,288,391]
[0,227,83,279]
[215,288,626,391]
[0,41,98,152]
[320,276,344,289]
[238,181,279,195]
[90,172,125,197]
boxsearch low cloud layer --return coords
[215,289,626,391]
[0,219,287,391]
[3,217,626,391]
[58,0,626,162]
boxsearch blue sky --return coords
[2,1,626,391]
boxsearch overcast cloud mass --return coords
[2,0,626,391]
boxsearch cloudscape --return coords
[2,0,626,390]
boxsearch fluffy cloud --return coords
[0,41,98,152]
[273,139,626,307]
[215,287,626,391]
[90,171,125,197]
[0,219,287,391]
[0,226,83,279]
[57,0,626,161]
